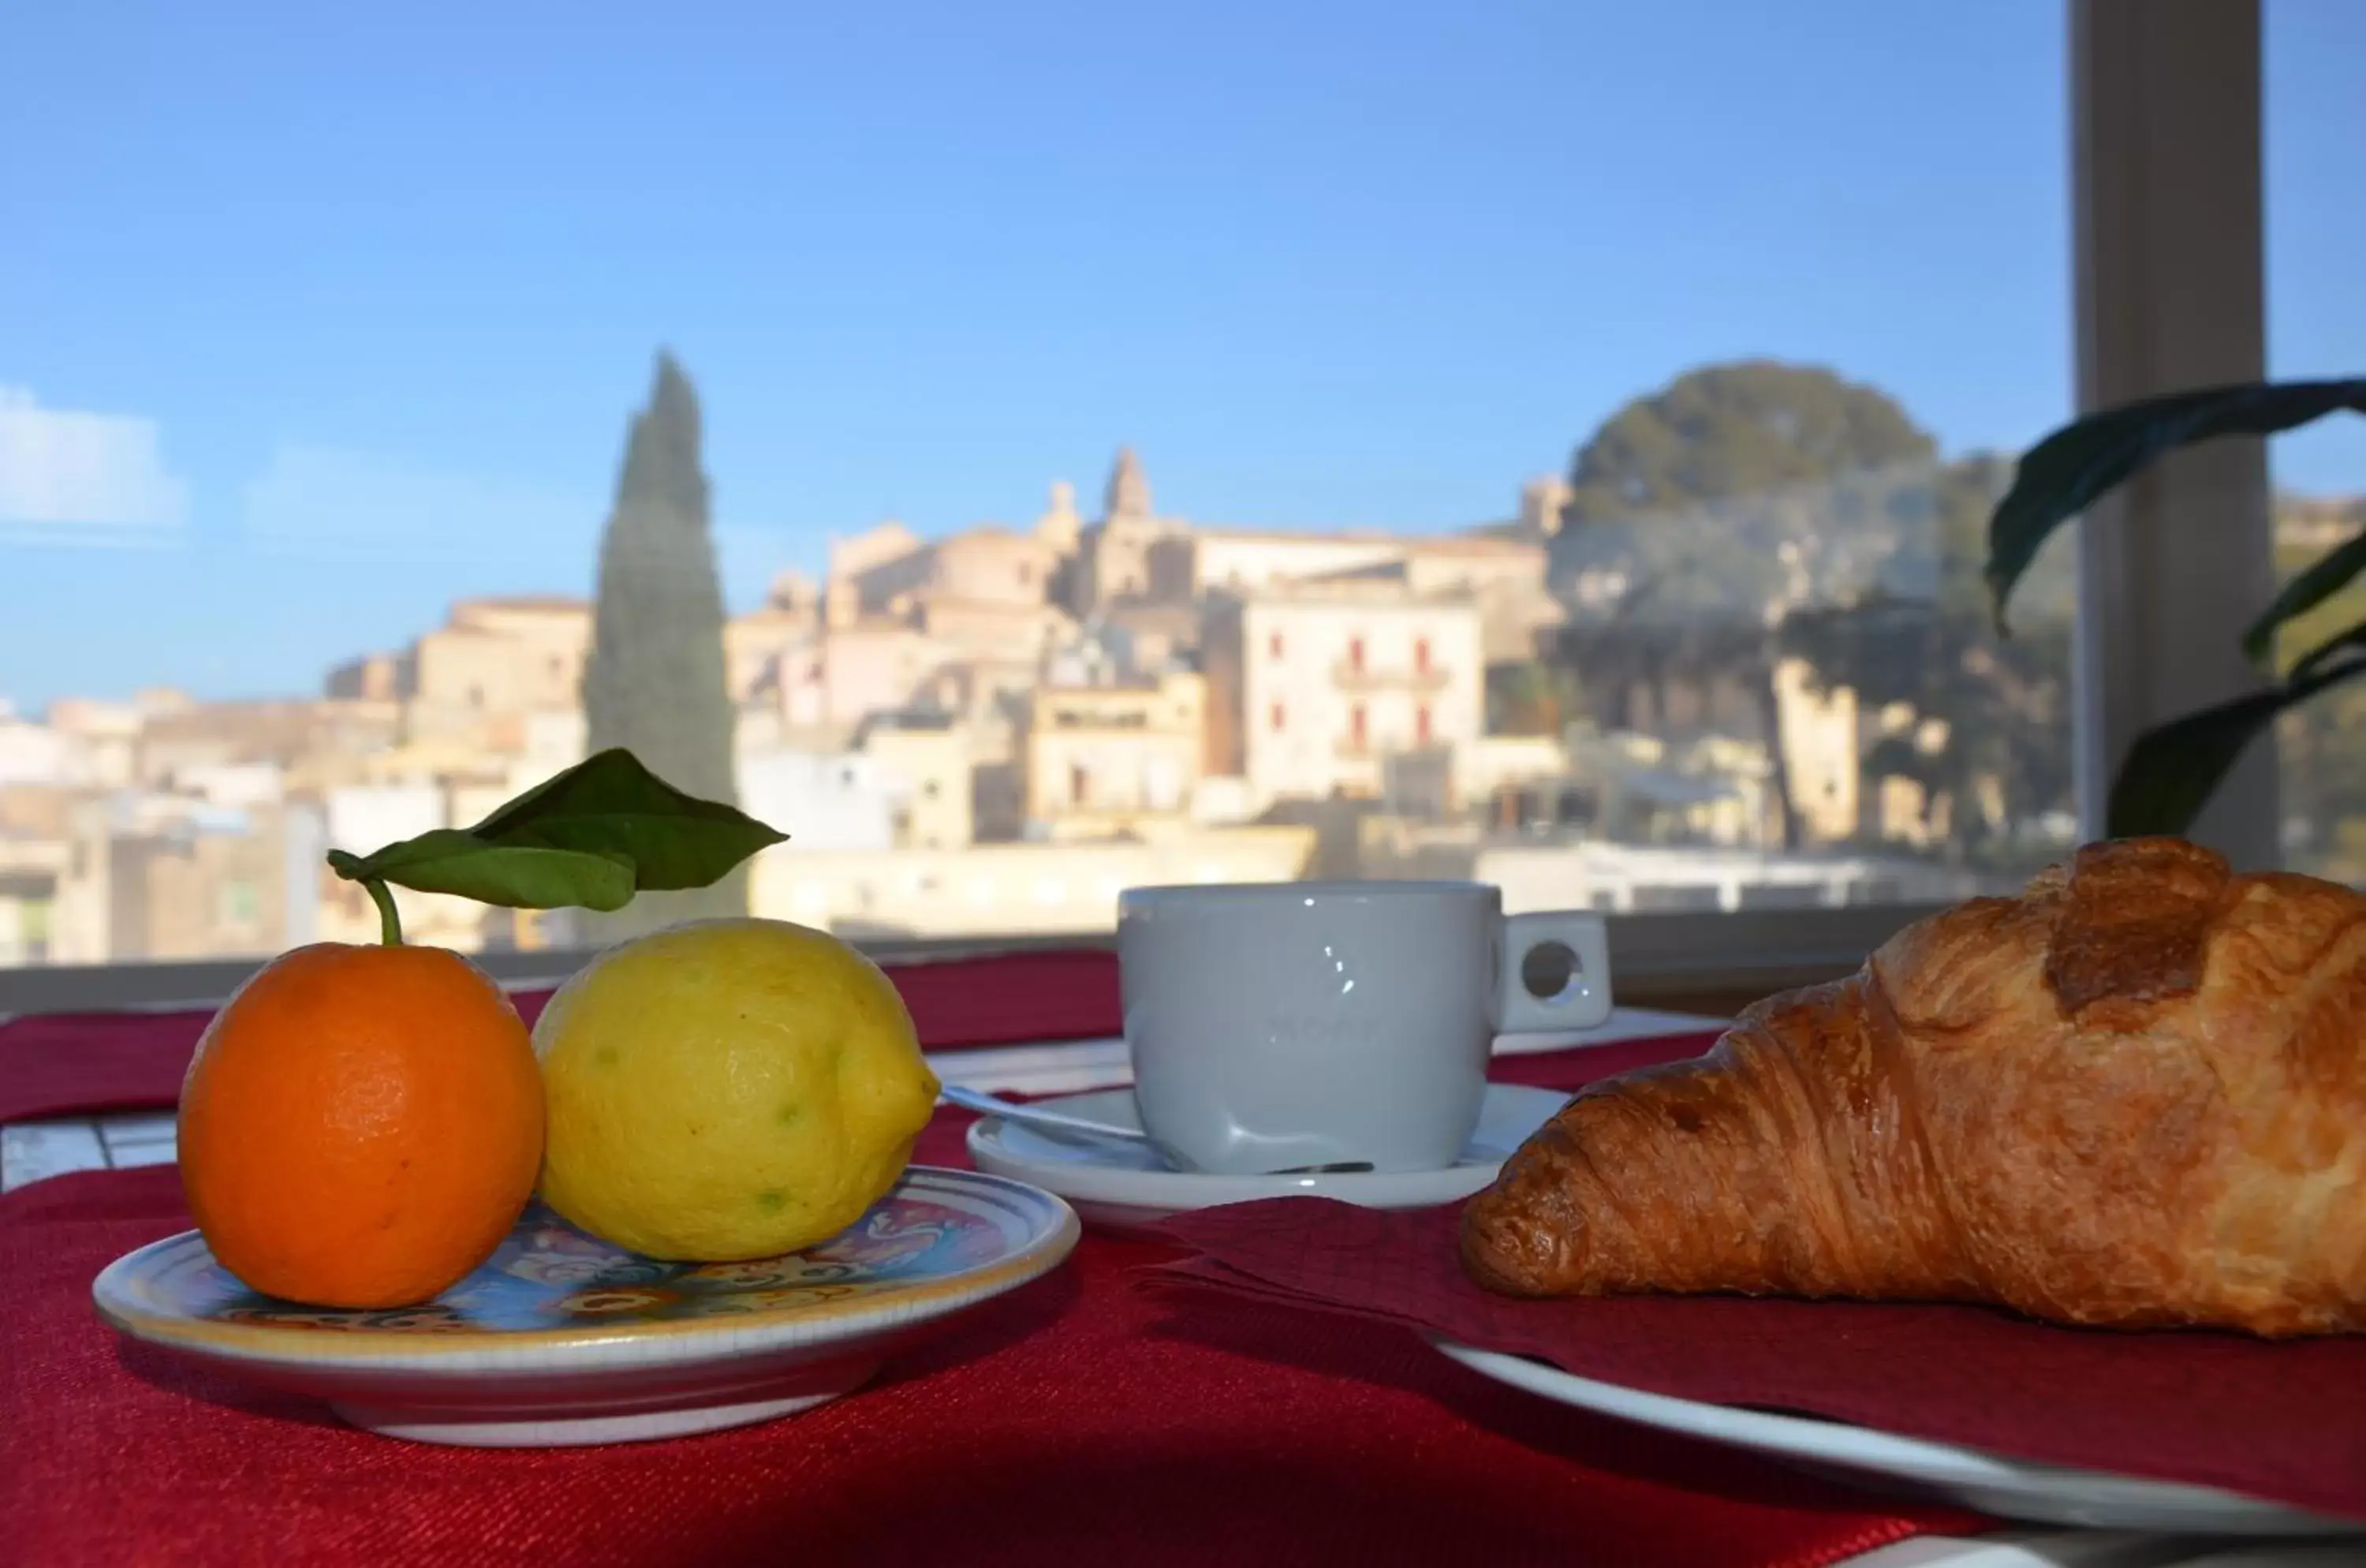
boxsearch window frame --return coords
[2069,0,2276,868]
[0,902,1954,1021]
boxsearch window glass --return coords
[1,2,2073,964]
[2267,0,2366,885]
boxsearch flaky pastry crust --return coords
[1462,838,2366,1335]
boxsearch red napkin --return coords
[1,1161,1980,1568]
[1154,1197,2366,1524]
[0,948,1121,1128]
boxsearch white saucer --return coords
[1433,1340,2364,1536]
[93,1167,1078,1447]
[965,1083,1567,1234]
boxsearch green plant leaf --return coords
[2106,640,2366,838]
[460,748,787,890]
[328,840,638,912]
[327,749,786,915]
[2285,614,2366,689]
[1987,378,2366,632]
[2107,691,2293,839]
[2241,527,2366,668]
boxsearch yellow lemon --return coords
[532,918,940,1261]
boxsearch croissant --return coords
[1462,837,2366,1336]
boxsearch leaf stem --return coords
[363,878,405,946]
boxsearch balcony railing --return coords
[1330,660,1450,691]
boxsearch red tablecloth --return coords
[1158,1201,2366,1523]
[0,948,1124,1127]
[0,970,1987,1566]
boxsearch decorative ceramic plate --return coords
[1431,1340,2364,1537]
[94,1166,1077,1448]
[965,1083,1567,1234]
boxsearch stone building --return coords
[1022,671,1207,840]
[1063,450,1562,664]
[856,711,974,851]
[1065,447,1170,615]
[746,825,1315,940]
[1202,578,1485,814]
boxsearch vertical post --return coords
[2070,0,2278,867]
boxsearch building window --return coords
[1270,700,1286,733]
[1414,637,1431,674]
[1070,762,1090,805]
[1350,704,1368,749]
[1416,704,1432,745]
[1349,636,1366,673]
[1268,632,1285,659]
[923,778,942,798]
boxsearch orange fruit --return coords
[177,943,545,1309]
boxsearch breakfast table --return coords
[0,949,2353,1568]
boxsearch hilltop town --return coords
[18,352,2354,970]
[3,427,2073,969]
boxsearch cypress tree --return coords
[579,349,748,938]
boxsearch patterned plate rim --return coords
[92,1166,1079,1368]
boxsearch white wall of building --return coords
[737,749,898,852]
[1236,592,1484,812]
[748,827,1315,938]
[0,720,77,788]
[325,786,446,857]
[174,761,285,809]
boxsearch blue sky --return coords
[2,0,2360,707]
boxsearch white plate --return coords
[965,1083,1568,1234]
[94,1166,1078,1448]
[1432,1339,2364,1537]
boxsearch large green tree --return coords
[1547,360,2073,857]
[1550,361,1942,846]
[579,351,749,939]
[1778,455,2073,864]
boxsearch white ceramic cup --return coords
[1117,880,1612,1176]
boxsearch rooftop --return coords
[1192,524,1543,557]
[1233,575,1480,608]
[853,708,960,745]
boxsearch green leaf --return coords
[2107,691,2293,838]
[2106,640,2366,838]
[2241,528,2366,667]
[463,748,787,890]
[332,838,638,912]
[328,749,786,913]
[1987,379,2366,632]
[2286,614,2366,690]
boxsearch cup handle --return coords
[1496,911,1614,1034]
